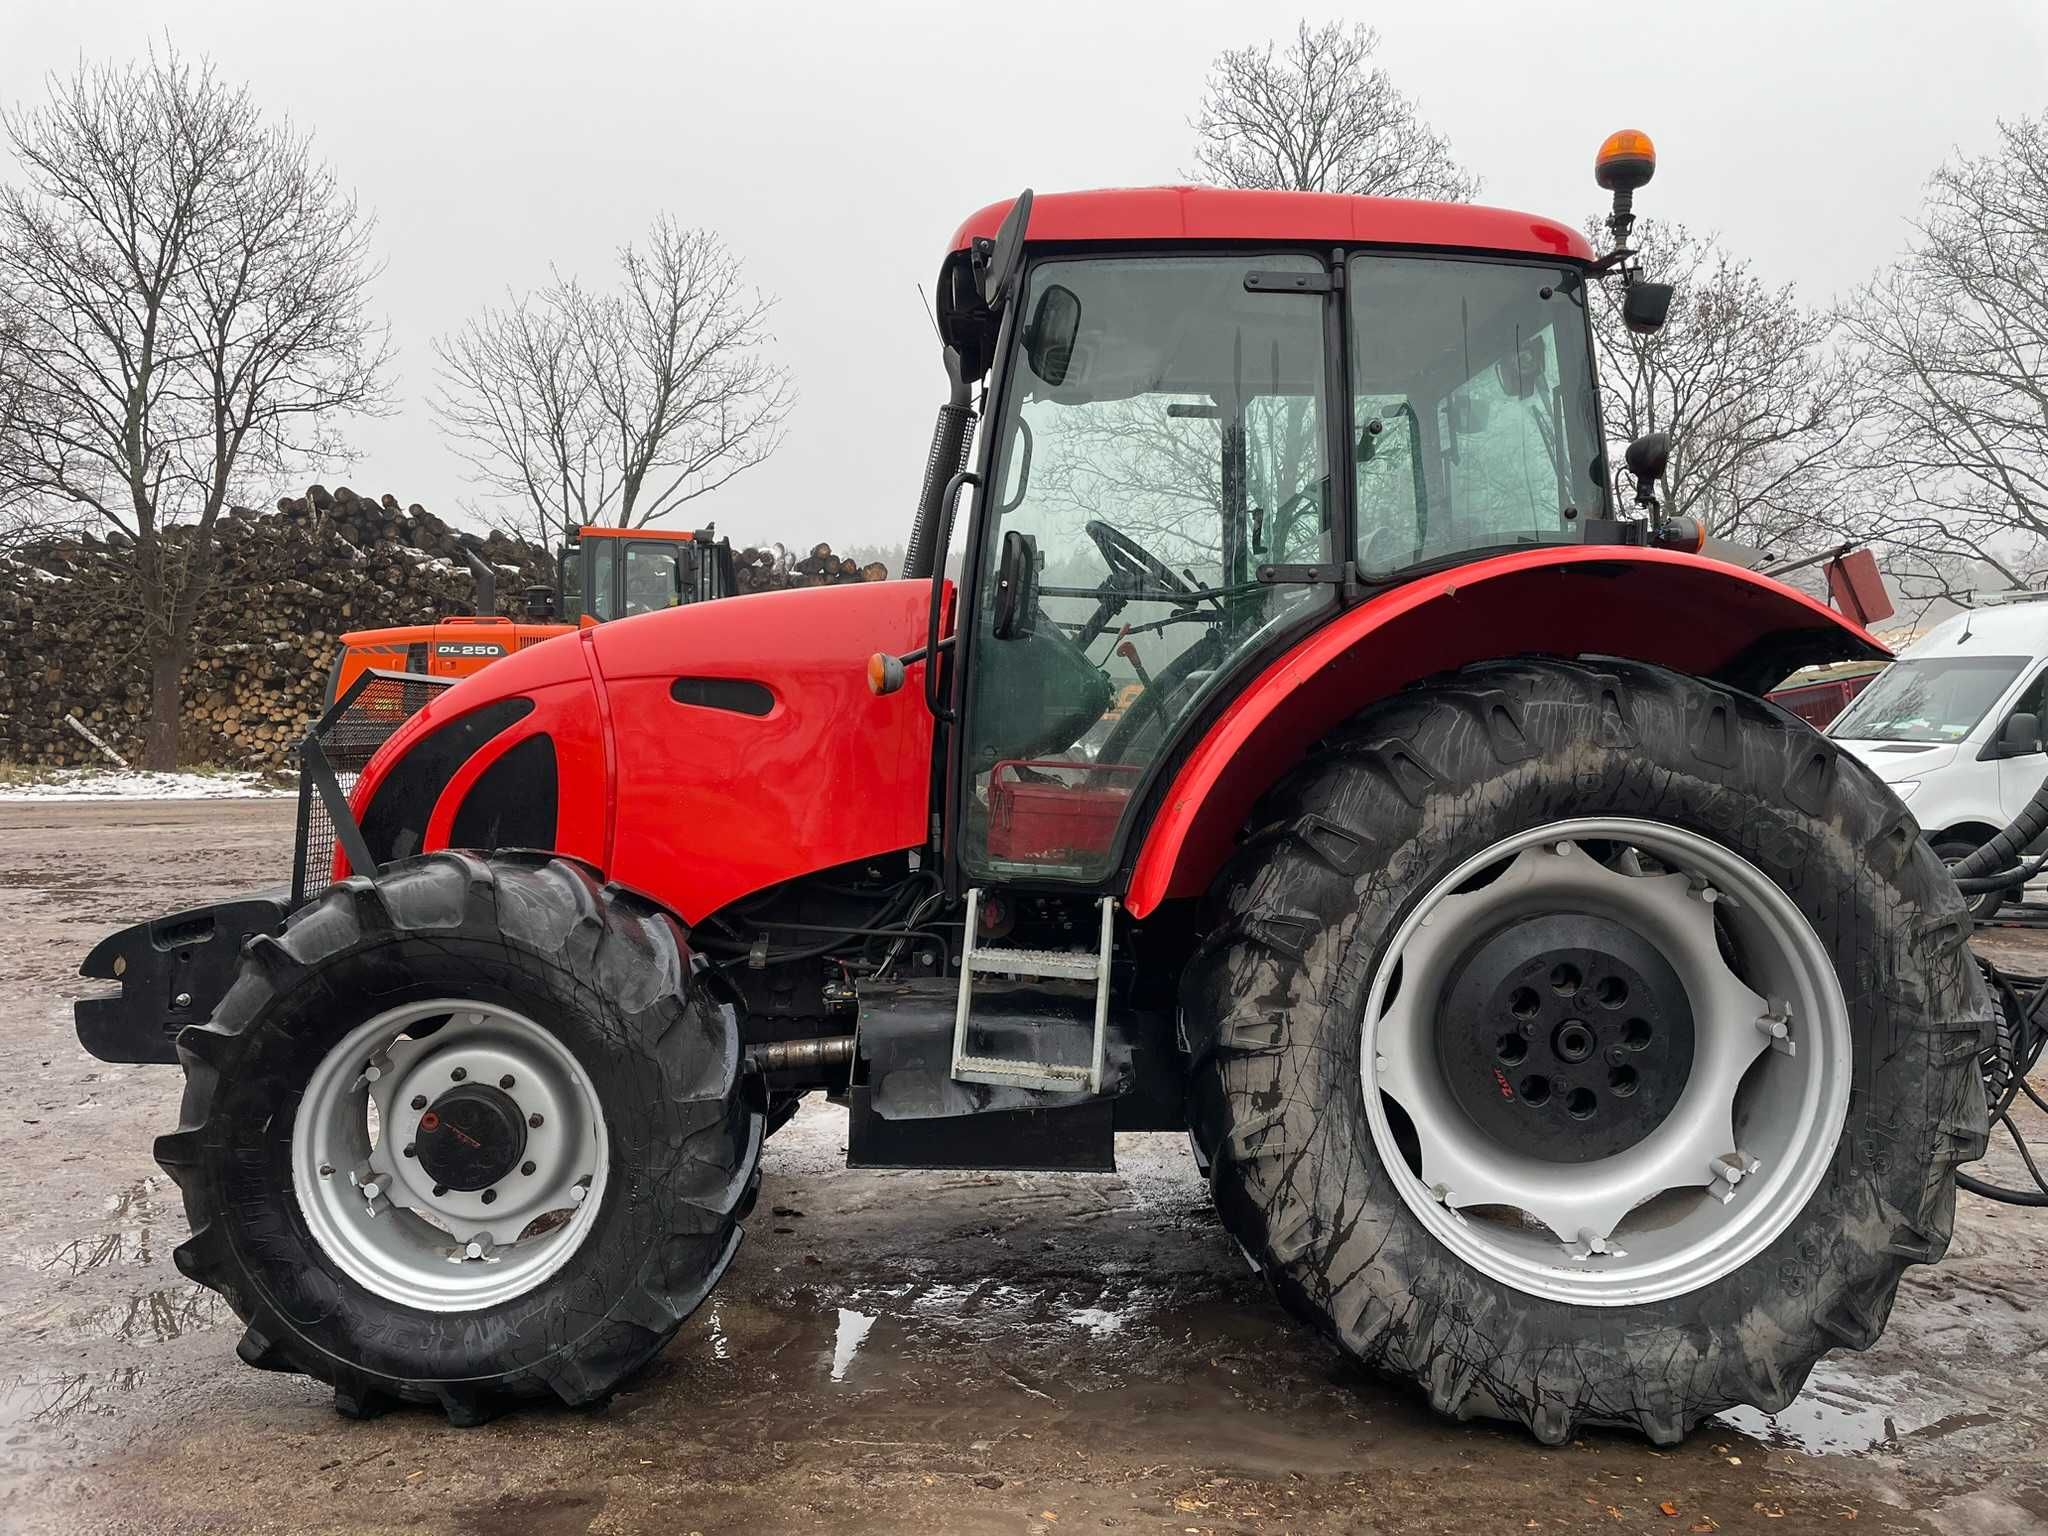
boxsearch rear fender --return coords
[1124,547,1886,916]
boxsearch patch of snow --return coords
[0,768,293,802]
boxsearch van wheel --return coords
[1184,658,1990,1443]
[1933,838,2014,921]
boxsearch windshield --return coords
[1348,255,1605,577]
[1828,655,2028,743]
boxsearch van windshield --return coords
[1828,655,2029,743]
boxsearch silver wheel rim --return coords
[291,999,610,1312]
[1361,818,1851,1306]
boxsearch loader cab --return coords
[937,214,1611,886]
[557,526,738,625]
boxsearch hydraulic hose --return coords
[1949,772,2048,883]
[903,346,975,580]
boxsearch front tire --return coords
[1184,658,1990,1443]
[155,852,762,1424]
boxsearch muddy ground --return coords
[2,799,2046,1536]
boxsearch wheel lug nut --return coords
[521,1160,536,1176]
[500,1074,515,1089]
[432,1183,448,1197]
[411,1094,427,1111]
[403,1143,416,1159]
[451,1067,467,1081]
[482,1188,498,1205]
[528,1112,544,1128]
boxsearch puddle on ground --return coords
[680,1268,1277,1398]
[51,1283,229,1346]
[1717,1360,1975,1457]
[0,1366,146,1430]
[830,1308,875,1382]
[12,1178,170,1275]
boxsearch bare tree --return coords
[0,48,386,767]
[1189,22,1478,202]
[1836,113,2048,599]
[433,216,791,546]
[1588,219,1856,555]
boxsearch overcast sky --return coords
[6,0,2047,553]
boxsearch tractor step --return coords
[951,890,1113,1092]
[962,945,1101,981]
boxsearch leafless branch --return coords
[431,216,791,545]
[1188,22,1478,202]
[1587,219,1856,557]
[0,44,389,765]
[1836,112,2048,599]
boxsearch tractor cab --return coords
[557,525,738,624]
[948,243,1610,883]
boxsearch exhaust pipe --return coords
[461,545,497,615]
[903,347,975,580]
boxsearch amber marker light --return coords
[867,652,905,696]
[1595,129,1657,192]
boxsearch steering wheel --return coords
[1086,519,1201,603]
[1074,519,1204,651]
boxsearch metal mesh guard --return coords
[292,670,453,906]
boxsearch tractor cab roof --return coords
[948,186,1594,263]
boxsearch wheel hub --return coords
[415,1083,528,1191]
[292,1000,608,1312]
[1439,911,1695,1162]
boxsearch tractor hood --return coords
[345,580,942,923]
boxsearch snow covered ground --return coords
[0,768,293,802]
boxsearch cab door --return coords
[952,251,1338,885]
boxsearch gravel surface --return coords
[3,800,2045,1535]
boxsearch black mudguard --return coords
[74,891,289,1063]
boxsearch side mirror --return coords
[974,189,1034,313]
[1997,712,2041,758]
[1024,283,1082,386]
[1625,431,1670,509]
[990,529,1040,640]
[1624,280,1674,335]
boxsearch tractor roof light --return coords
[1596,129,1657,246]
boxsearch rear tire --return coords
[156,851,762,1424]
[1184,658,1990,1443]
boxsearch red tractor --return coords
[78,135,1999,1443]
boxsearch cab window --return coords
[623,541,684,616]
[1349,255,1604,576]
[960,253,1336,881]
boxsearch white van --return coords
[1827,595,2048,914]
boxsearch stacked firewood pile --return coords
[732,542,891,592]
[0,487,553,768]
[0,483,901,768]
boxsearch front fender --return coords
[1124,547,1885,916]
